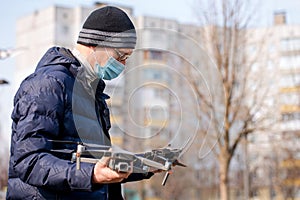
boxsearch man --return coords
[7,6,153,200]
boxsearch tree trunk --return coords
[219,151,230,200]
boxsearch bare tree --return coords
[0,85,9,191]
[0,125,9,191]
[149,167,195,200]
[190,0,277,199]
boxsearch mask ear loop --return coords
[90,48,106,79]
[92,48,110,68]
[91,49,100,70]
[104,48,120,66]
[104,47,114,60]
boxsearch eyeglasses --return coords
[114,48,131,61]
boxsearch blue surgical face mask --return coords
[94,55,125,80]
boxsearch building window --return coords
[143,68,167,81]
[280,55,300,69]
[279,73,300,87]
[62,25,69,34]
[63,12,68,19]
[281,38,300,51]
[280,92,300,105]
[149,50,163,60]
[282,112,300,121]
[143,50,164,61]
[153,71,162,79]
[144,51,148,60]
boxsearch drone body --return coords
[71,143,186,185]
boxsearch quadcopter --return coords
[50,140,187,186]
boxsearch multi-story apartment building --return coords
[246,12,300,199]
[274,12,300,199]
[16,5,91,81]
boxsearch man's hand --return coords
[92,157,130,184]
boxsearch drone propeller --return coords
[47,139,110,149]
[172,160,187,167]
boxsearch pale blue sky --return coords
[0,0,299,147]
[0,0,299,78]
[1,0,300,47]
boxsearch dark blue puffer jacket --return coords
[6,47,151,200]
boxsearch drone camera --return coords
[110,159,133,173]
[116,162,131,172]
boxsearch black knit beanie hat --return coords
[77,6,136,48]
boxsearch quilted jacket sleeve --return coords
[11,73,95,192]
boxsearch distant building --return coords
[246,12,300,199]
